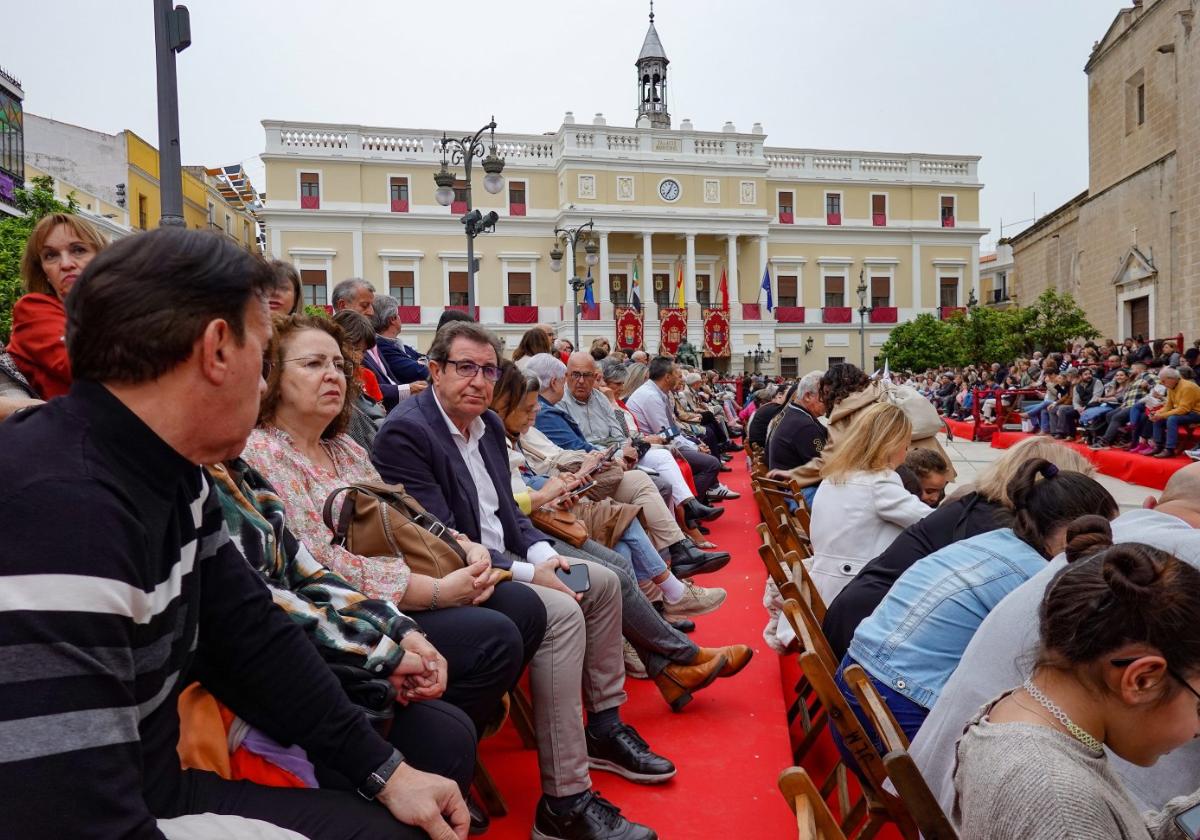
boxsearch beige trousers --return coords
[517,557,626,797]
[612,468,685,550]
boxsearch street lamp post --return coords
[433,118,506,312]
[856,269,873,370]
[549,219,599,348]
[153,0,191,227]
[744,342,771,374]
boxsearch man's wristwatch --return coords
[358,748,405,800]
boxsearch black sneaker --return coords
[533,790,657,840]
[585,723,675,783]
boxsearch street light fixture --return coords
[432,118,506,312]
[744,342,772,373]
[856,268,873,370]
[549,219,597,348]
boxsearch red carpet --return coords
[477,456,796,838]
[989,429,1188,490]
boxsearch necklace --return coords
[1022,679,1104,755]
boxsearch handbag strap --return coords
[322,486,360,546]
[324,481,466,560]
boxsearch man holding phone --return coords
[373,321,672,840]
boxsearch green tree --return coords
[0,176,78,343]
[1018,289,1099,355]
[879,313,961,372]
[950,305,1026,367]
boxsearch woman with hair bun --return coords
[953,524,1200,838]
[833,459,1118,757]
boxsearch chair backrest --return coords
[842,665,910,752]
[778,767,850,840]
[782,599,838,676]
[881,751,961,840]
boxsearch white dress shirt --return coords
[431,390,555,581]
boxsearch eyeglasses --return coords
[443,359,502,382]
[281,355,355,377]
[1111,657,1200,705]
[568,371,596,381]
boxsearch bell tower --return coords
[636,1,670,129]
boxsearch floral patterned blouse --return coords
[242,425,412,602]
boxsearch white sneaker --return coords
[623,639,649,679]
[708,483,741,501]
[663,580,727,618]
[1187,448,1200,461]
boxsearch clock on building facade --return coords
[658,178,681,202]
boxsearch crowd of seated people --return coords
[0,215,777,840]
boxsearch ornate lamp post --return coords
[744,342,772,374]
[550,219,599,347]
[433,118,506,312]
[856,269,873,370]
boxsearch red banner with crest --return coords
[658,307,688,356]
[615,306,643,352]
[703,307,731,357]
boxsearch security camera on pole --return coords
[433,119,506,313]
[153,0,190,227]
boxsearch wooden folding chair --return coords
[782,600,917,840]
[779,766,850,840]
[843,666,960,840]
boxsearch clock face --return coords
[659,179,681,202]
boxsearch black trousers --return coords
[179,768,429,839]
[679,446,721,497]
[1101,406,1133,444]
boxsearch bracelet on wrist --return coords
[430,579,440,610]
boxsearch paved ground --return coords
[938,432,1154,513]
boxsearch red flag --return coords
[718,268,729,310]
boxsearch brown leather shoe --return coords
[692,644,754,678]
[652,653,727,712]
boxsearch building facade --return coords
[0,66,24,217]
[1012,0,1199,343]
[259,13,986,374]
[24,114,261,249]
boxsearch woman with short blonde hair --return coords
[805,402,933,605]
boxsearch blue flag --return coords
[761,266,773,312]
[583,268,595,305]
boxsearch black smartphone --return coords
[600,443,620,463]
[567,480,595,498]
[555,563,591,593]
[1176,803,1200,838]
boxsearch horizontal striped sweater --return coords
[0,381,392,838]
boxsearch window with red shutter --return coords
[778,191,794,224]
[825,193,841,226]
[870,276,890,308]
[389,177,409,213]
[824,276,845,308]
[451,180,468,214]
[509,182,526,216]
[388,270,415,306]
[300,173,320,210]
[941,195,956,227]
[449,271,469,306]
[507,272,532,306]
[872,194,887,226]
[778,275,798,308]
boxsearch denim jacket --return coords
[534,395,597,452]
[847,528,1045,710]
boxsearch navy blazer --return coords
[377,336,428,385]
[361,351,400,411]
[371,387,552,569]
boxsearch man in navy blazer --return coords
[371,321,667,840]
[372,295,429,384]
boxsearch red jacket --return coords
[7,293,71,399]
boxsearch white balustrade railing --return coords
[862,157,907,173]
[606,133,641,152]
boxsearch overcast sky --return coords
[12,0,1120,249]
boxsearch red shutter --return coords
[300,195,319,210]
[826,212,841,225]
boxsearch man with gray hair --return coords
[630,349,649,364]
[365,294,428,407]
[331,278,375,317]
[1148,366,1200,458]
[767,371,828,480]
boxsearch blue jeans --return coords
[611,518,668,582]
[831,654,929,779]
[1152,412,1200,450]
[1080,404,1114,427]
[800,485,818,509]
[1025,399,1051,431]
[1130,402,1152,439]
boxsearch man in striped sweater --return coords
[0,228,467,840]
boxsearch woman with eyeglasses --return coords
[242,314,541,739]
[953,518,1200,839]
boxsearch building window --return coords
[207,202,214,224]
[778,191,794,224]
[994,271,1008,303]
[390,177,409,212]
[389,270,415,306]
[1125,70,1146,134]
[653,272,671,306]
[871,193,887,226]
[448,271,469,306]
[509,181,526,216]
[870,276,890,308]
[778,275,798,308]
[695,274,710,306]
[1137,83,1145,125]
[243,220,250,246]
[225,214,232,235]
[941,195,956,228]
[825,193,842,225]
[610,272,628,305]
[507,271,532,306]
[824,275,845,308]
[300,172,320,209]
[137,194,148,230]
[451,180,468,214]
[940,276,960,308]
[827,356,846,368]
[300,269,327,307]
[780,357,799,379]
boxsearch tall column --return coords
[726,235,738,311]
[912,244,922,310]
[598,231,610,305]
[970,243,981,305]
[685,233,697,312]
[758,235,769,290]
[567,239,577,320]
[642,232,654,303]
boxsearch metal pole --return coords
[572,277,580,348]
[859,311,866,368]
[463,153,475,313]
[153,0,188,227]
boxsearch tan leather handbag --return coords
[322,481,467,578]
[529,506,589,548]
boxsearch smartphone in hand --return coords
[554,563,591,593]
